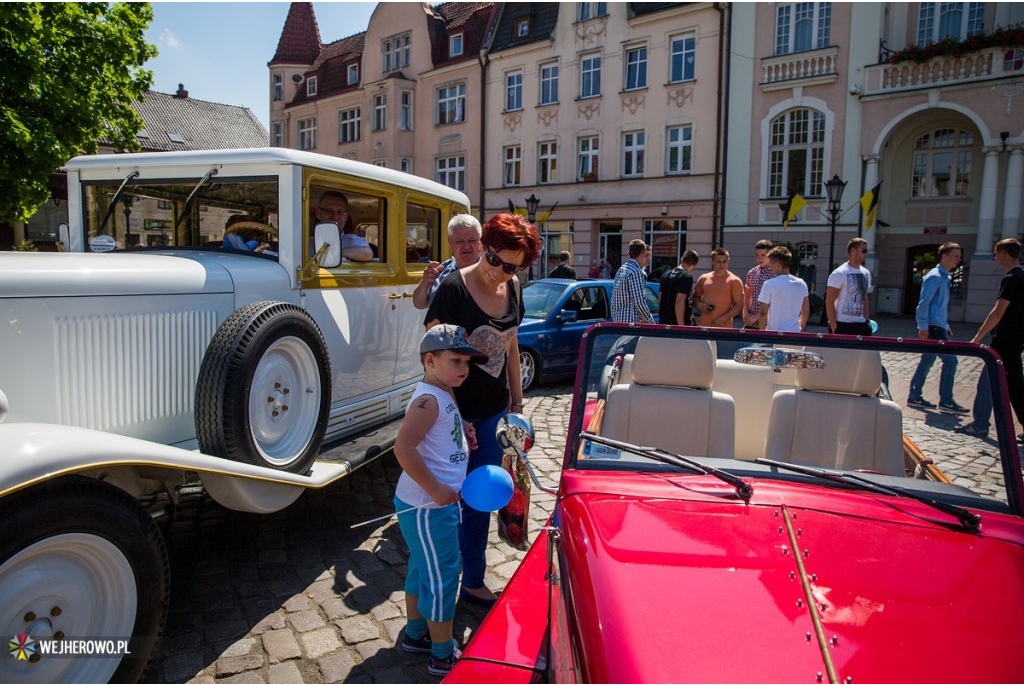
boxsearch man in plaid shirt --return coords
[611,239,654,323]
[743,239,775,329]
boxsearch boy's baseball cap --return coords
[420,324,488,363]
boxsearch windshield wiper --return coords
[97,170,140,234]
[755,458,981,532]
[174,168,219,230]
[581,432,753,501]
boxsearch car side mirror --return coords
[557,309,578,324]
[314,222,342,269]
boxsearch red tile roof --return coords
[271,2,321,65]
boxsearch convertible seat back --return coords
[603,337,736,458]
[764,347,904,475]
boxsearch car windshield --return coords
[522,281,571,318]
[569,325,1023,517]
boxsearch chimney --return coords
[175,83,188,98]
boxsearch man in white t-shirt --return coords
[758,246,809,332]
[825,237,873,335]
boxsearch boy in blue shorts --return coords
[395,324,487,675]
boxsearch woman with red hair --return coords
[424,213,540,608]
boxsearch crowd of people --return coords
[381,209,1023,674]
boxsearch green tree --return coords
[0,3,156,222]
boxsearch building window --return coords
[348,64,359,85]
[306,76,317,97]
[272,73,283,101]
[272,122,283,147]
[506,71,523,111]
[578,135,599,181]
[768,108,825,198]
[539,141,558,184]
[517,18,529,37]
[669,34,696,83]
[911,128,973,197]
[795,242,819,289]
[666,125,692,174]
[577,2,607,21]
[384,32,411,72]
[157,199,172,210]
[540,62,559,105]
[622,131,645,177]
[339,107,361,143]
[644,219,687,277]
[436,155,466,192]
[450,33,463,57]
[400,158,413,173]
[503,145,522,187]
[624,46,647,90]
[297,118,317,150]
[372,94,386,131]
[436,82,466,125]
[373,160,387,168]
[1006,48,1024,72]
[917,2,985,46]
[580,53,601,98]
[775,2,832,55]
[399,91,412,131]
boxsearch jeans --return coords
[992,336,1024,430]
[972,364,993,430]
[909,326,957,404]
[458,409,506,589]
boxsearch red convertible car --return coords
[447,324,1024,683]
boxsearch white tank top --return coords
[395,382,469,508]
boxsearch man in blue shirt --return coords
[611,239,654,323]
[908,242,966,413]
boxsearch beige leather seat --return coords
[602,337,735,458]
[763,347,904,475]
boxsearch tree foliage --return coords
[0,3,156,222]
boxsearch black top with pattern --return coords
[425,271,523,419]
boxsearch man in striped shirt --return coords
[611,239,654,324]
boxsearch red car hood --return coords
[459,471,1024,683]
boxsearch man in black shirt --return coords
[658,250,700,325]
[548,251,577,279]
[971,239,1024,435]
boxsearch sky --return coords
[145,1,381,131]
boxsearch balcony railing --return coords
[865,46,1023,94]
[761,46,839,90]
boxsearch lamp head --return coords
[824,174,847,207]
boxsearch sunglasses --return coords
[484,248,525,274]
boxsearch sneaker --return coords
[427,645,462,676]
[938,401,969,415]
[953,423,989,438]
[907,396,937,409]
[401,631,432,654]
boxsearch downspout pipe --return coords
[713,2,731,250]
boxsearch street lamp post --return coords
[821,174,847,326]
[525,193,539,281]
[824,174,847,275]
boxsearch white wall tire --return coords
[0,477,167,684]
[197,301,331,475]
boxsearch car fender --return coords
[0,422,353,513]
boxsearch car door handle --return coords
[387,293,403,300]
[402,292,414,298]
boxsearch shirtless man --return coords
[694,248,744,328]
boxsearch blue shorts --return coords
[395,496,461,623]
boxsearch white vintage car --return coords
[0,148,469,682]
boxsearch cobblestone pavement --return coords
[146,315,1013,683]
[144,380,572,685]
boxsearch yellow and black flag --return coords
[779,191,807,229]
[859,182,882,232]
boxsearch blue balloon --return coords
[462,465,514,512]
[869,319,879,333]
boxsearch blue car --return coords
[518,278,660,390]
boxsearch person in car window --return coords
[548,251,577,279]
[314,190,373,262]
[423,213,541,608]
[413,214,484,310]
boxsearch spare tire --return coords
[196,301,331,474]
